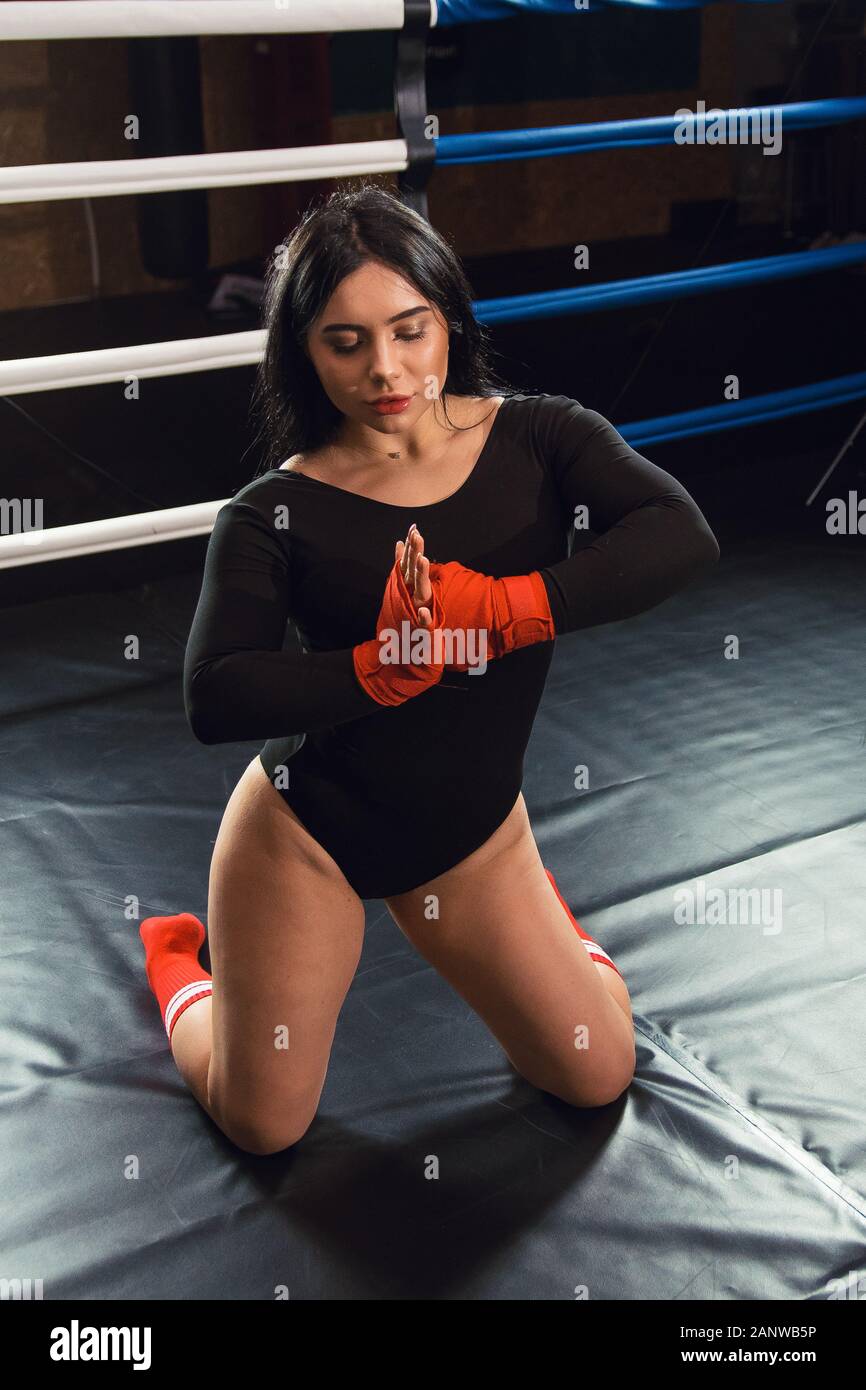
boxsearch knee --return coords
[561,1044,637,1109]
[217,1107,318,1156]
[567,1070,634,1109]
[526,1032,635,1110]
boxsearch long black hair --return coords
[249,182,520,478]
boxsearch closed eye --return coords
[332,330,427,356]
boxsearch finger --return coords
[401,526,415,583]
[414,529,427,561]
[407,524,419,591]
[415,553,433,609]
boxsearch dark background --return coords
[1,3,865,604]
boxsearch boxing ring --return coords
[2,0,866,1320]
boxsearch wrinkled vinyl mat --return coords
[2,533,864,1301]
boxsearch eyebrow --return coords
[320,306,432,334]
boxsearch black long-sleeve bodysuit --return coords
[183,394,720,898]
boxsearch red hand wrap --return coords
[353,555,446,706]
[427,561,556,668]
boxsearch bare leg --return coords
[168,756,366,1154]
[385,794,635,1108]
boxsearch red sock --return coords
[545,868,624,980]
[139,912,213,1043]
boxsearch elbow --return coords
[653,513,719,607]
[697,520,721,572]
[183,667,227,745]
[683,506,720,579]
[185,699,221,746]
[187,717,220,747]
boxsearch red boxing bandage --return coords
[353,555,447,706]
[427,560,556,668]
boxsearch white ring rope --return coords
[0,501,226,569]
[0,1,417,41]
[0,139,409,205]
[0,332,265,396]
[0,7,433,567]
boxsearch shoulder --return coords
[499,391,591,451]
[463,392,506,417]
[278,453,304,473]
[525,394,622,453]
[529,393,586,425]
[276,445,337,485]
[503,391,586,427]
[512,396,639,488]
[215,472,295,532]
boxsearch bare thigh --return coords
[384,794,635,1108]
[205,755,366,1154]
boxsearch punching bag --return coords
[127,38,209,278]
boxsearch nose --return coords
[367,333,404,384]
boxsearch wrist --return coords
[352,630,444,706]
[491,571,556,657]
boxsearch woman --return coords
[140,184,720,1155]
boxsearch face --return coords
[305,261,451,431]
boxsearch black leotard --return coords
[183,393,720,897]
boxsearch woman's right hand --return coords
[352,523,445,707]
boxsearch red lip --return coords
[369,394,412,404]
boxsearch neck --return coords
[335,397,459,469]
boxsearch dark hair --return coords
[249,182,519,478]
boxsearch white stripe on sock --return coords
[581,938,614,966]
[164,979,213,1038]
